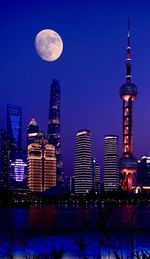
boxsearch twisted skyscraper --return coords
[48,79,63,185]
[120,20,138,191]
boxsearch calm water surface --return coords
[0,204,149,258]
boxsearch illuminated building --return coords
[104,135,119,191]
[74,129,93,194]
[119,20,138,191]
[0,129,10,189]
[48,79,63,185]
[27,118,39,146]
[7,104,22,152]
[10,151,27,190]
[92,159,100,193]
[27,138,56,192]
[137,156,150,190]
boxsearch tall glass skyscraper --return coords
[74,129,93,194]
[104,135,119,192]
[48,79,63,185]
[7,104,22,152]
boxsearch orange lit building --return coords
[27,139,56,192]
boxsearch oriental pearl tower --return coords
[120,20,139,191]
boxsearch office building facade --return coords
[104,135,119,191]
[48,79,63,185]
[27,139,56,192]
[74,129,93,194]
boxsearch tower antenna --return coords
[126,17,131,82]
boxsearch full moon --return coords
[35,29,63,62]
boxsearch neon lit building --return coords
[120,21,138,191]
[104,135,119,191]
[10,152,27,190]
[48,79,63,185]
[27,138,56,192]
[74,129,93,194]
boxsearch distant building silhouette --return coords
[27,118,39,146]
[64,176,74,193]
[0,104,23,190]
[27,134,56,192]
[104,135,119,192]
[0,129,10,189]
[7,104,22,153]
[74,129,93,194]
[92,158,100,193]
[48,79,63,185]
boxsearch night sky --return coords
[1,0,150,177]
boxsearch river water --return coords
[0,204,149,258]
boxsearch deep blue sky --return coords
[1,0,150,177]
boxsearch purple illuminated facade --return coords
[10,152,27,190]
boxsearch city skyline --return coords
[1,1,150,176]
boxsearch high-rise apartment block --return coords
[104,135,119,191]
[48,79,63,185]
[74,129,93,194]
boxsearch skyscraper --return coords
[27,137,56,192]
[74,129,93,194]
[7,104,22,152]
[92,159,101,193]
[0,129,10,189]
[104,135,119,192]
[119,20,138,191]
[48,79,63,185]
[9,150,27,190]
[27,118,39,146]
[137,156,150,190]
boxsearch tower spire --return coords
[120,19,138,192]
[126,17,131,82]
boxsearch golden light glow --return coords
[27,142,56,192]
